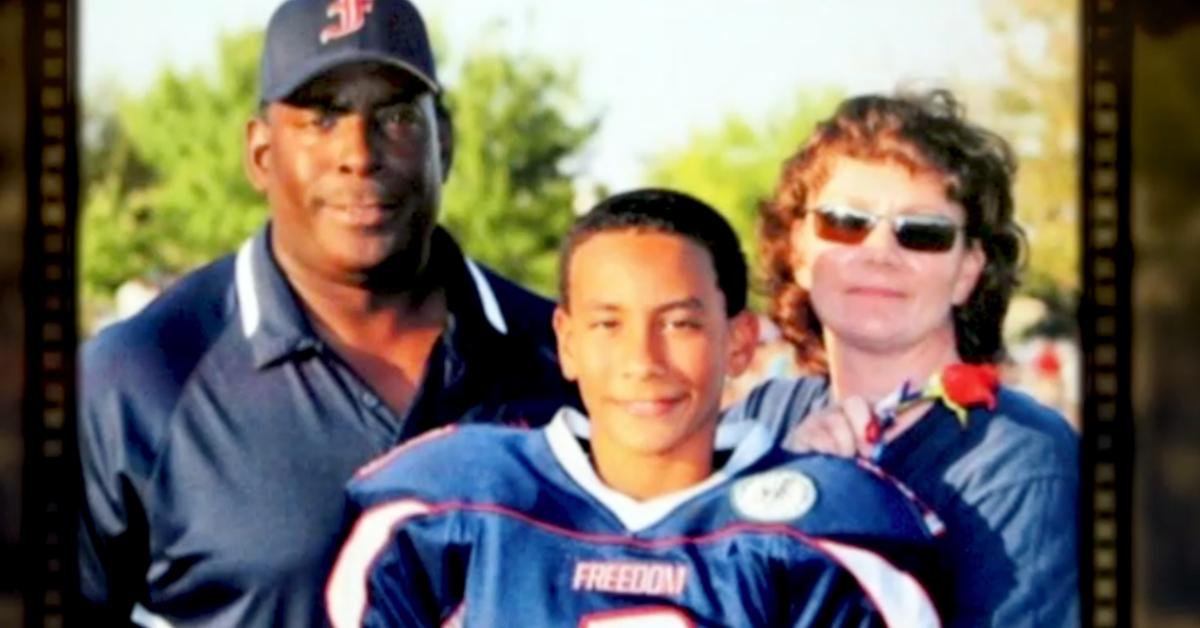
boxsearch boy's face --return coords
[554,229,757,461]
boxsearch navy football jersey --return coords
[327,408,941,627]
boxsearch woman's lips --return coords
[847,286,906,299]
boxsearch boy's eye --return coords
[589,320,619,330]
[667,319,702,330]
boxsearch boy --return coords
[326,189,940,627]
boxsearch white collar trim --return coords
[236,244,509,339]
[235,238,260,338]
[464,258,508,335]
[543,407,773,532]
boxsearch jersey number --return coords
[579,606,695,627]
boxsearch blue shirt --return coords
[725,378,1080,627]
[77,226,578,627]
[327,408,942,627]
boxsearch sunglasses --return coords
[805,203,964,253]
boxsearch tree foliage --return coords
[981,0,1079,298]
[644,89,844,302]
[81,32,265,317]
[439,47,595,297]
[81,30,594,324]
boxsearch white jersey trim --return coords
[131,603,175,628]
[814,538,941,628]
[326,499,433,628]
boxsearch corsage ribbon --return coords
[864,363,1000,461]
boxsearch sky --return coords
[82,0,1008,189]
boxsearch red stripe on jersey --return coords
[353,425,458,480]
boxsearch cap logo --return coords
[320,0,375,44]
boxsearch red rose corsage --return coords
[924,363,1000,426]
[863,363,1001,461]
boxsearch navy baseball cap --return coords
[260,0,439,103]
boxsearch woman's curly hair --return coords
[759,89,1026,373]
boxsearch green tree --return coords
[439,47,595,296]
[81,31,265,319]
[644,89,844,297]
[981,0,1079,299]
[81,30,594,327]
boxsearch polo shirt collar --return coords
[234,224,509,370]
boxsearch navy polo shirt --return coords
[78,226,577,627]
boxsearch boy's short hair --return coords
[560,188,748,316]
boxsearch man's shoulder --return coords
[347,423,545,507]
[81,255,238,404]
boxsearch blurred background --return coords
[78,0,1083,427]
[1131,3,1200,626]
[0,2,25,624]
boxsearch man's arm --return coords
[782,396,875,457]
[77,378,149,623]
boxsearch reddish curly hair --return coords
[759,90,1025,374]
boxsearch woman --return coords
[735,90,1079,626]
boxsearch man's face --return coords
[554,230,756,462]
[246,63,446,287]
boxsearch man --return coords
[77,0,576,625]
[326,189,942,627]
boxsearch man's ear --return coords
[552,305,578,381]
[726,311,760,378]
[434,100,454,182]
[245,113,272,192]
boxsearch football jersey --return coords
[327,408,941,627]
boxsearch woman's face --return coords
[791,155,985,357]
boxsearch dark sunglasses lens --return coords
[894,216,959,252]
[814,206,874,244]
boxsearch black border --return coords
[1079,0,1133,626]
[21,0,78,625]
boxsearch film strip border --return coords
[22,0,77,625]
[1080,0,1132,626]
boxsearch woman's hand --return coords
[782,396,875,458]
